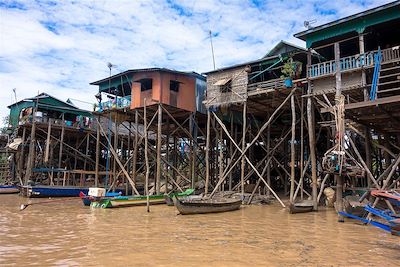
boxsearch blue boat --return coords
[79,191,122,206]
[0,185,19,194]
[20,185,90,198]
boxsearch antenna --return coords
[209,30,216,70]
[304,19,316,29]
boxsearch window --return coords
[220,80,232,93]
[170,80,180,92]
[213,77,232,93]
[139,78,152,91]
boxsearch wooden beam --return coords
[321,95,400,113]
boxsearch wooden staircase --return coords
[377,62,400,97]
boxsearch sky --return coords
[0,0,394,120]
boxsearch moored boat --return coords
[93,194,166,208]
[371,190,400,207]
[0,185,19,194]
[289,200,314,214]
[20,185,90,197]
[164,189,196,206]
[79,191,122,206]
[172,196,241,215]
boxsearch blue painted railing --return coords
[308,52,375,78]
[97,95,131,111]
[370,47,382,101]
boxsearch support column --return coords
[205,109,211,194]
[334,42,344,221]
[95,116,100,187]
[132,110,139,194]
[240,102,247,201]
[156,103,162,195]
[290,94,296,204]
[58,113,65,169]
[307,49,318,210]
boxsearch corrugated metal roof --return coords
[90,68,205,85]
[294,1,400,41]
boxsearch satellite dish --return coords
[304,19,316,29]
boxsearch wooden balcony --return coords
[308,46,400,79]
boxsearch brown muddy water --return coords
[0,195,399,266]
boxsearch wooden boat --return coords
[0,185,19,194]
[371,190,400,207]
[172,196,241,215]
[20,185,90,197]
[343,195,368,217]
[289,200,314,214]
[79,191,122,206]
[164,189,196,206]
[93,194,166,208]
[93,188,195,208]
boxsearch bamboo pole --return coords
[290,94,296,204]
[144,100,150,212]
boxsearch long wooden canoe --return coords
[92,188,195,208]
[173,196,241,215]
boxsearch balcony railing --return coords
[308,46,400,79]
[97,95,131,111]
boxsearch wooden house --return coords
[90,68,206,114]
[294,1,400,132]
[7,93,93,130]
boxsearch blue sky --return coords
[0,0,393,118]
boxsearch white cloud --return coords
[0,0,394,119]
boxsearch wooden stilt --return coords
[205,109,211,194]
[144,100,150,212]
[44,119,52,162]
[25,102,38,185]
[266,121,271,197]
[307,49,318,211]
[132,110,139,195]
[156,103,162,195]
[219,126,224,191]
[58,113,65,170]
[95,116,100,187]
[241,102,247,201]
[300,95,304,200]
[17,127,26,185]
[334,42,343,221]
[229,113,234,191]
[290,94,296,204]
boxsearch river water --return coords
[0,194,399,266]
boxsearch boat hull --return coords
[20,185,89,198]
[173,197,241,215]
[92,195,166,208]
[0,185,19,194]
[289,200,314,214]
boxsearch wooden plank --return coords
[321,95,400,113]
